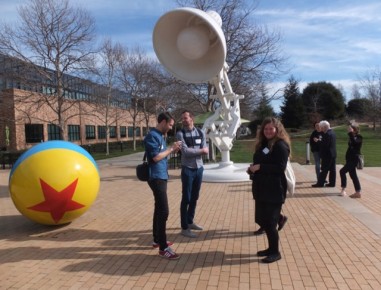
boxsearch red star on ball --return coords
[28,178,85,223]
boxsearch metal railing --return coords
[1,152,22,169]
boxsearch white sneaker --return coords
[181,229,196,238]
[189,223,203,230]
[159,247,180,260]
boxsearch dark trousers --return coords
[340,158,361,192]
[256,201,282,254]
[318,157,336,186]
[180,166,203,229]
[148,179,169,251]
[312,151,321,181]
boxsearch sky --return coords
[1,0,381,108]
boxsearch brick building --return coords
[0,54,155,151]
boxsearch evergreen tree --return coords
[346,98,372,120]
[280,76,306,128]
[252,88,275,123]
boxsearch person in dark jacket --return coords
[247,117,290,263]
[309,121,323,183]
[312,120,337,188]
[339,124,363,198]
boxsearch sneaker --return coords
[181,228,196,238]
[158,247,180,260]
[340,189,347,197]
[188,223,203,230]
[350,192,361,198]
[278,215,288,231]
[152,241,173,249]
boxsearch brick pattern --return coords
[1,157,381,289]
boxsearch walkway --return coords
[0,153,380,289]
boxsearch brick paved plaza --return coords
[1,153,381,289]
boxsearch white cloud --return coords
[254,0,381,91]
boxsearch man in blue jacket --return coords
[144,112,182,259]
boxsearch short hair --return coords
[157,112,174,123]
[181,110,194,119]
[319,120,330,130]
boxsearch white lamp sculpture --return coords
[153,7,249,182]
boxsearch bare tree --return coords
[173,0,288,118]
[118,46,160,150]
[359,68,381,130]
[90,38,125,155]
[0,0,96,140]
[351,84,362,100]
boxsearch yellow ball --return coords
[9,141,100,225]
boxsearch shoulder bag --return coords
[285,160,296,196]
[136,152,149,181]
[357,154,364,170]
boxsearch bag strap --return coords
[143,135,163,162]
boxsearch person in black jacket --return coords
[339,124,363,198]
[312,120,337,188]
[247,117,290,263]
[309,121,323,183]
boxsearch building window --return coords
[143,127,148,136]
[85,125,95,140]
[25,124,43,143]
[136,127,141,137]
[98,126,106,139]
[120,126,127,138]
[48,124,61,140]
[128,126,134,138]
[68,125,80,141]
[109,126,116,138]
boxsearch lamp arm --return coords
[202,63,244,163]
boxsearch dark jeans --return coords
[317,157,336,186]
[256,201,282,254]
[340,157,361,192]
[312,151,321,181]
[180,166,204,230]
[148,179,169,251]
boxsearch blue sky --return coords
[2,0,381,103]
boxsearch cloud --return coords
[254,0,381,91]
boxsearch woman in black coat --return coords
[247,117,291,263]
[340,124,363,198]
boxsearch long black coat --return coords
[320,129,337,159]
[251,139,290,204]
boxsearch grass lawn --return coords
[91,125,381,168]
[91,148,143,160]
[230,125,381,167]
